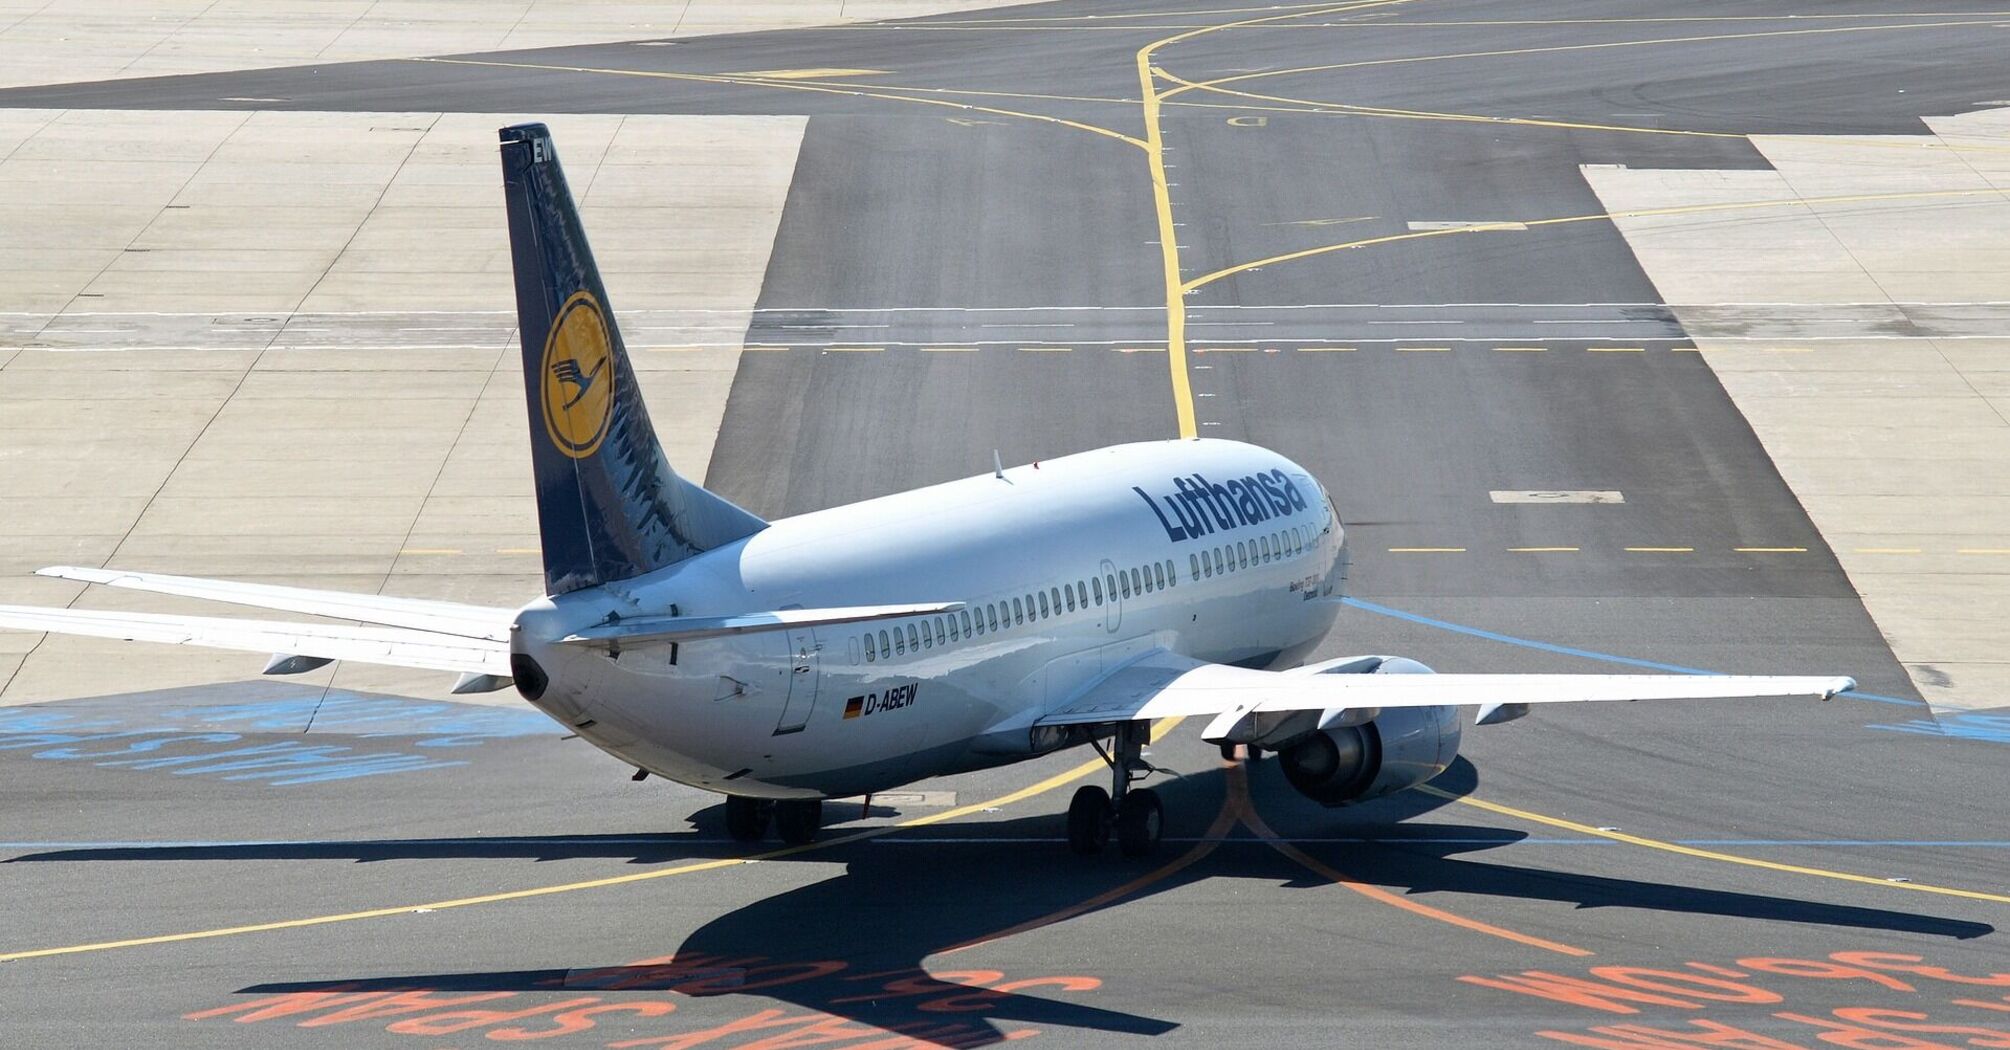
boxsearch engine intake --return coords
[1275,656,1463,807]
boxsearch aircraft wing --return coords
[1035,650,1854,728]
[559,602,966,647]
[0,605,510,676]
[36,566,514,641]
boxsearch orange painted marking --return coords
[1234,773,1592,957]
[941,774,1238,955]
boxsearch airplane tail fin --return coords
[499,122,766,595]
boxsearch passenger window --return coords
[1188,553,1199,580]
[948,614,960,641]
[1119,572,1131,598]
[894,628,906,655]
[1024,594,1035,620]
[1133,568,1146,594]
[1049,587,1060,615]
[1260,536,1271,562]
[987,604,999,632]
[1104,574,1116,601]
[1153,562,1166,589]
[1165,559,1175,586]
[934,617,946,645]
[1038,591,1050,618]
[1012,597,1024,625]
[1237,541,1249,569]
[1065,586,1076,612]
[879,629,891,659]
[921,623,932,649]
[1213,547,1224,574]
[907,624,920,652]
[864,634,875,662]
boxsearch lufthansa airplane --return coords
[0,124,1854,858]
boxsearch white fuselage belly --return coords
[512,439,1346,799]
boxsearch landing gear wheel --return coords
[1066,785,1111,855]
[1219,741,1238,762]
[774,799,822,845]
[1116,788,1164,858]
[724,796,770,842]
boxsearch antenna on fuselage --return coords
[993,449,1005,479]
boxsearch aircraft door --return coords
[1099,557,1121,634]
[773,625,821,735]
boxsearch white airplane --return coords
[0,124,1855,858]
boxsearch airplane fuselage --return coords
[513,438,1348,798]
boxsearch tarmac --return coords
[1,2,2006,1048]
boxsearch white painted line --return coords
[1407,221,1529,231]
[1491,490,1625,504]
[830,791,956,807]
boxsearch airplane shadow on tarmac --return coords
[123,758,1991,1048]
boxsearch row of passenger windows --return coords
[856,523,1318,664]
[1189,523,1311,582]
[862,558,1175,662]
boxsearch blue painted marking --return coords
[1340,596,1925,708]
[0,685,560,787]
[1866,710,2010,745]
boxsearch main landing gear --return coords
[725,796,823,846]
[1067,721,1165,859]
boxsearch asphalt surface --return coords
[4,2,2008,1048]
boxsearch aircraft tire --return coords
[1219,741,1238,762]
[724,796,769,842]
[1066,785,1111,855]
[774,799,822,845]
[1116,788,1164,859]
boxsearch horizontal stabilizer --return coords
[560,602,965,647]
[1038,650,1855,727]
[37,565,513,641]
[0,605,509,677]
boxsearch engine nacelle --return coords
[1277,657,1463,807]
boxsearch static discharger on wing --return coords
[0,125,1853,861]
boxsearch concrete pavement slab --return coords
[1589,110,2010,713]
[0,1,1031,90]
[0,109,807,704]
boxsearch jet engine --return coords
[1276,656,1463,807]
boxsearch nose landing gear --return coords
[1066,721,1165,859]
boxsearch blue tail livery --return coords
[498,122,767,594]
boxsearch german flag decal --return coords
[843,684,918,721]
